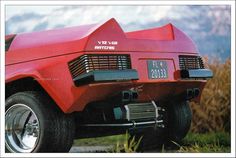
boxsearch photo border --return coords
[1,0,235,157]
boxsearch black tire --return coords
[129,127,166,152]
[5,91,75,153]
[128,106,167,152]
[128,101,191,152]
[167,101,192,143]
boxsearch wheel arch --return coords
[6,77,44,98]
[5,76,65,113]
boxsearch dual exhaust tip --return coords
[186,88,200,100]
[122,90,138,102]
[112,88,199,104]
[109,90,139,105]
[122,88,199,102]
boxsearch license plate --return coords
[147,60,168,79]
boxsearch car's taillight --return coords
[68,54,131,79]
[179,55,205,70]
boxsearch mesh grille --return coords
[179,55,205,70]
[125,103,157,121]
[68,54,131,79]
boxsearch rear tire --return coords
[128,101,192,152]
[167,101,192,143]
[129,127,166,152]
[5,91,75,153]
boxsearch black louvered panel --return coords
[68,54,131,79]
[179,55,205,70]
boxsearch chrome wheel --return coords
[5,104,40,153]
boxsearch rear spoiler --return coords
[6,18,198,65]
[126,23,174,41]
[85,18,198,53]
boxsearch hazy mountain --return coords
[121,6,231,62]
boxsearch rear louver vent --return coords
[68,54,131,79]
[179,55,205,70]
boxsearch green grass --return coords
[73,132,231,153]
[73,134,125,146]
[183,132,230,147]
[178,132,231,153]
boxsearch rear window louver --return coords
[179,55,205,70]
[68,54,132,79]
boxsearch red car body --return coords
[5,18,214,153]
[6,18,210,113]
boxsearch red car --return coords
[5,18,213,153]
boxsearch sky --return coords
[5,6,173,33]
[5,5,231,61]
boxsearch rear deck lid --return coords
[6,18,198,65]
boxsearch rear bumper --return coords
[67,69,210,112]
[73,68,212,86]
[73,69,139,86]
[180,69,213,79]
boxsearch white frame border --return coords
[0,1,235,157]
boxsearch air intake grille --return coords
[179,55,205,70]
[68,54,131,79]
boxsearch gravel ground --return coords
[69,145,163,153]
[69,146,114,153]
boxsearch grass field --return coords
[190,58,231,133]
[177,132,230,153]
[73,132,231,153]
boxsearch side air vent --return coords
[179,55,205,70]
[68,54,131,79]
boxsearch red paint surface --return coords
[5,18,206,113]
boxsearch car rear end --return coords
[64,21,213,139]
[67,50,212,139]
[67,51,212,110]
[5,18,213,152]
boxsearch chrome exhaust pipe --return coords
[193,88,200,97]
[186,89,194,99]
[130,90,138,101]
